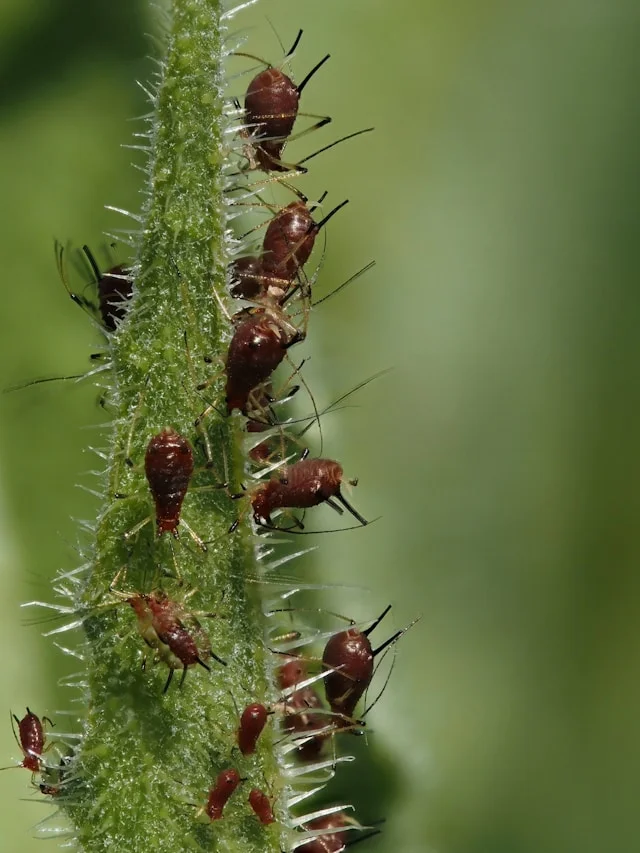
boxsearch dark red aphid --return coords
[248,788,275,825]
[251,457,367,527]
[82,246,133,331]
[277,658,329,760]
[7,709,52,775]
[260,200,348,298]
[323,605,402,724]
[298,812,357,853]
[204,768,242,821]
[237,703,269,756]
[144,428,194,537]
[225,311,302,414]
[242,31,330,172]
[109,573,225,692]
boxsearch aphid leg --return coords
[123,514,153,543]
[178,518,208,553]
[163,669,174,694]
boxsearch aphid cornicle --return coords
[5,708,52,775]
[250,457,368,528]
[322,605,403,724]
[248,788,275,825]
[237,703,270,756]
[204,768,242,820]
[144,428,194,537]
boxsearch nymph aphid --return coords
[237,702,271,756]
[248,788,275,825]
[201,768,243,821]
[250,457,368,528]
[108,570,225,692]
[2,708,53,778]
[124,428,207,551]
[298,811,369,853]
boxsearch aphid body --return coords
[244,66,300,172]
[322,606,402,724]
[205,768,242,820]
[225,311,301,414]
[10,708,49,774]
[299,812,355,853]
[277,659,328,760]
[237,703,269,756]
[251,457,366,527]
[145,428,194,536]
[248,788,275,825]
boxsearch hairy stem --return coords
[62,2,283,851]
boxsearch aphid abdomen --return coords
[144,429,194,535]
[15,710,45,772]
[205,768,242,821]
[322,628,373,721]
[237,703,269,756]
[245,68,299,141]
[299,812,353,853]
[229,256,266,300]
[283,685,328,760]
[248,788,275,825]
[98,264,133,331]
[261,202,315,283]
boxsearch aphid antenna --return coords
[257,516,381,537]
[311,260,376,310]
[297,126,375,167]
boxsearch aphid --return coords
[225,310,302,414]
[229,255,265,300]
[203,768,242,821]
[55,240,133,332]
[4,708,52,776]
[277,658,329,760]
[260,199,348,300]
[240,30,330,173]
[237,703,270,756]
[322,605,405,725]
[251,457,368,528]
[108,572,225,692]
[248,788,275,825]
[298,812,363,853]
[124,428,206,550]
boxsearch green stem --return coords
[61,2,284,851]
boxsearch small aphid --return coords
[248,788,275,825]
[242,31,330,172]
[145,428,194,537]
[298,812,358,853]
[237,703,270,756]
[109,574,225,692]
[260,199,348,298]
[225,311,302,414]
[204,768,242,821]
[251,457,367,528]
[277,658,328,760]
[5,709,52,775]
[322,606,403,724]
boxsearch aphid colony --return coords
[8,24,413,853]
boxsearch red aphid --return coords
[205,768,242,821]
[298,812,354,853]
[144,428,194,536]
[225,311,301,414]
[111,580,225,693]
[11,709,51,774]
[260,200,347,296]
[277,657,307,690]
[323,605,402,724]
[277,658,328,760]
[248,788,275,825]
[251,457,367,527]
[243,38,329,172]
[237,703,269,756]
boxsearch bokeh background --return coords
[1,1,640,851]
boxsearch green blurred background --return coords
[2,1,640,851]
